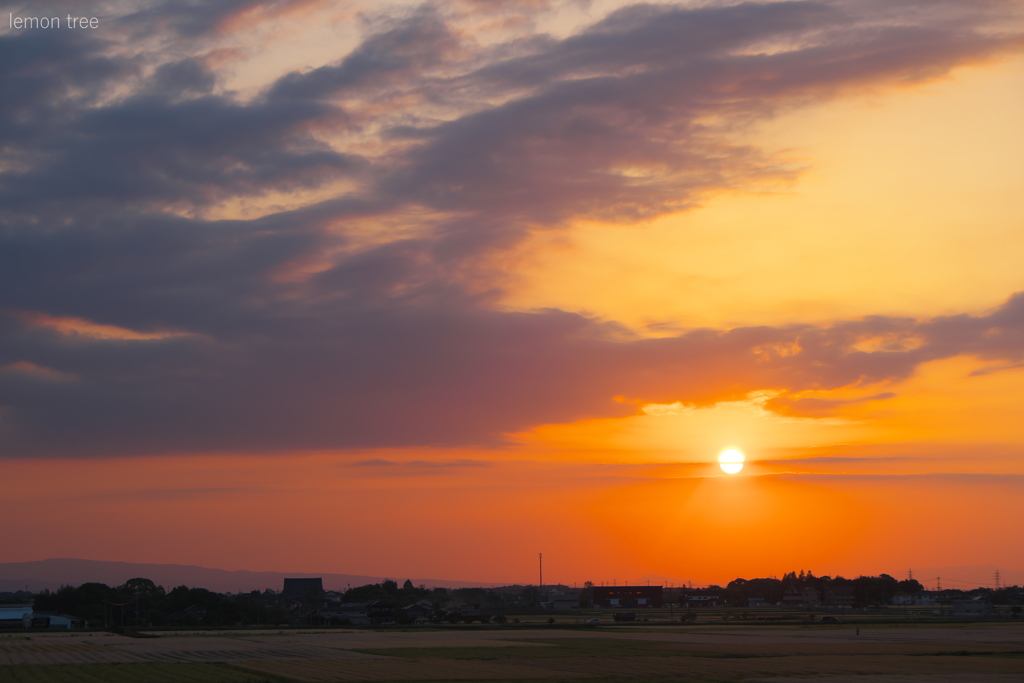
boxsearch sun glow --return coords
[719,448,745,474]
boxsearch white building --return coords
[892,591,940,606]
[0,605,32,629]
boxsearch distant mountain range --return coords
[0,558,498,594]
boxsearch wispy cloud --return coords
[354,458,492,468]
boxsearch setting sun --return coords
[718,449,745,474]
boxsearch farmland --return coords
[2,622,1023,682]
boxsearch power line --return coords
[937,576,997,587]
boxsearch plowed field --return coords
[1,623,1023,682]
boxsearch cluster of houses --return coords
[737,586,1016,617]
[280,578,431,625]
[576,584,1022,618]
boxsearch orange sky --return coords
[2,0,1024,588]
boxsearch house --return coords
[27,613,87,630]
[592,586,663,608]
[683,595,721,608]
[328,602,373,625]
[893,591,940,606]
[823,585,854,607]
[546,593,581,610]
[783,585,820,607]
[403,600,434,623]
[952,598,994,617]
[327,601,394,625]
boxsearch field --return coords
[2,623,1024,682]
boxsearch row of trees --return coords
[721,571,923,607]
[339,581,557,612]
[27,578,558,628]
[340,578,440,605]
[32,579,290,628]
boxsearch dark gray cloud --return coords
[118,0,320,39]
[146,58,217,96]
[0,95,358,214]
[1,0,1022,457]
[0,29,130,147]
[267,9,458,102]
[3,289,1023,457]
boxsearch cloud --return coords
[354,458,492,468]
[0,96,359,215]
[4,289,1024,457]
[2,1,1023,457]
[775,472,1024,485]
[266,9,459,102]
[0,28,131,147]
[760,455,918,465]
[765,392,896,418]
[118,0,327,39]
[0,361,77,383]
[14,311,187,341]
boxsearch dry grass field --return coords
[2,623,1023,682]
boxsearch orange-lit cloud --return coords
[14,311,185,341]
[0,361,77,382]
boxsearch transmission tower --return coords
[994,569,1001,589]
[908,569,914,581]
[936,576,941,591]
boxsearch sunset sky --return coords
[2,0,1023,589]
